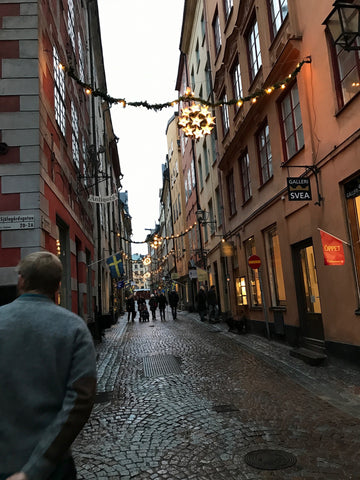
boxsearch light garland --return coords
[60,58,310,112]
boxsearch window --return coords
[269,0,288,38]
[187,170,192,196]
[201,13,206,42]
[226,170,236,217]
[231,59,243,106]
[247,17,262,82]
[221,93,230,135]
[257,120,273,184]
[198,156,204,190]
[195,40,200,70]
[206,60,212,97]
[178,193,181,214]
[224,0,233,21]
[265,226,286,306]
[56,217,70,309]
[71,101,79,168]
[211,132,217,164]
[191,160,196,188]
[215,187,223,227]
[185,178,188,203]
[68,0,75,51]
[208,199,216,235]
[345,176,360,298]
[244,237,262,306]
[203,140,209,177]
[332,41,360,108]
[280,83,304,160]
[78,33,85,82]
[236,276,248,305]
[53,47,66,136]
[191,67,195,92]
[212,10,222,55]
[239,151,252,203]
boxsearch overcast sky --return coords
[98,1,185,255]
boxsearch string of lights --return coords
[61,58,310,110]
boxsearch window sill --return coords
[269,306,287,312]
[258,175,274,191]
[281,145,305,165]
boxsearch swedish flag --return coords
[106,252,124,278]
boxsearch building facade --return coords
[201,0,360,360]
[0,0,122,327]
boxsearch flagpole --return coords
[317,228,350,246]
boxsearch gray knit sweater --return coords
[0,294,97,480]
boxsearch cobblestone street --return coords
[73,308,360,479]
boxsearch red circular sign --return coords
[248,254,261,270]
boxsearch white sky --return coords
[98,0,185,255]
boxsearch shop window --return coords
[345,177,360,303]
[236,276,248,306]
[264,225,286,306]
[244,237,262,306]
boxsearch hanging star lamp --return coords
[178,87,216,140]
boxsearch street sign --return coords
[287,177,312,201]
[248,254,261,270]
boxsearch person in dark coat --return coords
[196,286,207,322]
[168,290,179,320]
[157,292,168,321]
[207,285,219,322]
[149,294,158,320]
[126,294,136,322]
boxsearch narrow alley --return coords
[73,307,360,479]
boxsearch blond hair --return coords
[18,251,63,296]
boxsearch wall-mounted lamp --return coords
[196,209,217,226]
[323,1,360,51]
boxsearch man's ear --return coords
[17,274,25,293]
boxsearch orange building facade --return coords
[200,0,360,360]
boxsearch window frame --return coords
[239,150,252,203]
[246,16,262,83]
[221,92,230,136]
[256,119,273,185]
[53,46,66,137]
[226,169,236,217]
[268,0,288,39]
[264,225,286,307]
[212,9,222,56]
[279,82,304,162]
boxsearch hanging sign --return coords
[287,177,312,201]
[88,193,117,204]
[319,229,345,266]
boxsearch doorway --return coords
[292,239,324,343]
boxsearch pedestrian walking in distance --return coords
[196,285,207,322]
[0,251,96,480]
[207,285,219,323]
[149,294,158,320]
[157,291,168,321]
[168,289,179,320]
[126,294,136,322]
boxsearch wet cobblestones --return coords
[73,308,360,479]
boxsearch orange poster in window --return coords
[320,229,345,266]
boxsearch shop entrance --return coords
[292,239,324,343]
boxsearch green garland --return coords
[64,57,311,111]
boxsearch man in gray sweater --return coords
[0,251,97,480]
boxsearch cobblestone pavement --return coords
[73,307,360,479]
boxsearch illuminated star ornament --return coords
[179,88,216,140]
